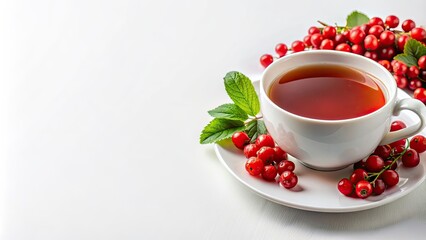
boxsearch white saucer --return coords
[214,80,426,213]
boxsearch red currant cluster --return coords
[231,132,298,189]
[259,15,426,102]
[338,120,426,198]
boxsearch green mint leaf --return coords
[404,39,426,60]
[208,103,248,121]
[200,118,245,144]
[224,71,260,116]
[394,53,419,67]
[245,119,268,143]
[346,11,369,28]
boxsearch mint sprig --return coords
[200,72,266,144]
[394,39,426,67]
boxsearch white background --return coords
[1,0,426,239]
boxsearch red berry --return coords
[338,178,354,196]
[385,160,398,170]
[350,168,368,184]
[291,40,305,52]
[349,29,366,44]
[397,35,410,51]
[368,25,384,38]
[378,46,396,60]
[389,138,407,150]
[335,43,351,52]
[364,51,378,61]
[369,17,384,27]
[378,60,392,71]
[391,143,406,155]
[373,179,386,196]
[410,27,426,41]
[379,30,396,47]
[308,26,320,35]
[260,54,273,68]
[402,19,416,32]
[275,43,288,57]
[334,34,347,45]
[394,75,408,89]
[414,88,426,103]
[256,134,275,148]
[273,146,288,163]
[322,26,337,39]
[262,165,277,181]
[407,66,420,79]
[365,155,385,172]
[364,35,379,50]
[393,62,408,76]
[245,157,264,176]
[373,145,392,159]
[277,160,295,175]
[310,33,324,48]
[243,143,259,159]
[355,180,373,199]
[410,135,426,153]
[402,148,420,167]
[257,146,276,165]
[351,44,365,55]
[232,132,250,150]
[381,169,399,187]
[320,39,334,50]
[353,160,366,170]
[408,79,422,91]
[385,15,399,28]
[418,56,426,70]
[279,171,298,189]
[391,120,406,131]
[303,35,312,47]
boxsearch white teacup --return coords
[260,50,426,171]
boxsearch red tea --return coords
[269,64,386,120]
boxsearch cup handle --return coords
[380,98,426,145]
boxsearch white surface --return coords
[217,81,426,212]
[1,0,426,239]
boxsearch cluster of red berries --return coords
[259,15,426,103]
[338,120,426,199]
[231,132,298,189]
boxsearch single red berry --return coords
[373,145,391,159]
[308,26,320,35]
[243,143,259,159]
[410,135,426,153]
[291,40,305,52]
[385,15,399,28]
[349,28,366,44]
[273,146,288,163]
[407,66,420,79]
[364,35,379,50]
[391,143,406,156]
[262,165,277,181]
[389,138,407,150]
[355,180,373,199]
[369,17,384,27]
[353,160,366,170]
[402,19,416,32]
[368,25,384,38]
[378,60,391,71]
[338,178,354,196]
[245,157,264,176]
[279,171,298,189]
[391,120,406,131]
[303,35,312,47]
[257,146,276,165]
[351,44,365,55]
[379,30,396,47]
[323,26,337,39]
[350,168,368,184]
[418,56,426,70]
[408,79,422,91]
[410,27,426,41]
[393,62,408,76]
[342,30,350,39]
[372,179,386,196]
[414,88,426,103]
[365,155,385,172]
[334,34,347,45]
[402,148,420,167]
[335,43,351,52]
[310,33,324,48]
[275,43,288,57]
[397,35,410,51]
[394,75,408,89]
[260,54,274,68]
[232,132,250,150]
[277,160,295,175]
[364,51,378,61]
[378,46,396,60]
[320,39,334,50]
[385,160,398,170]
[381,169,399,187]
[256,134,275,148]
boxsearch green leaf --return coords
[208,103,248,121]
[224,71,260,116]
[404,39,426,60]
[394,54,419,67]
[346,11,369,28]
[200,118,245,144]
[245,119,268,143]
